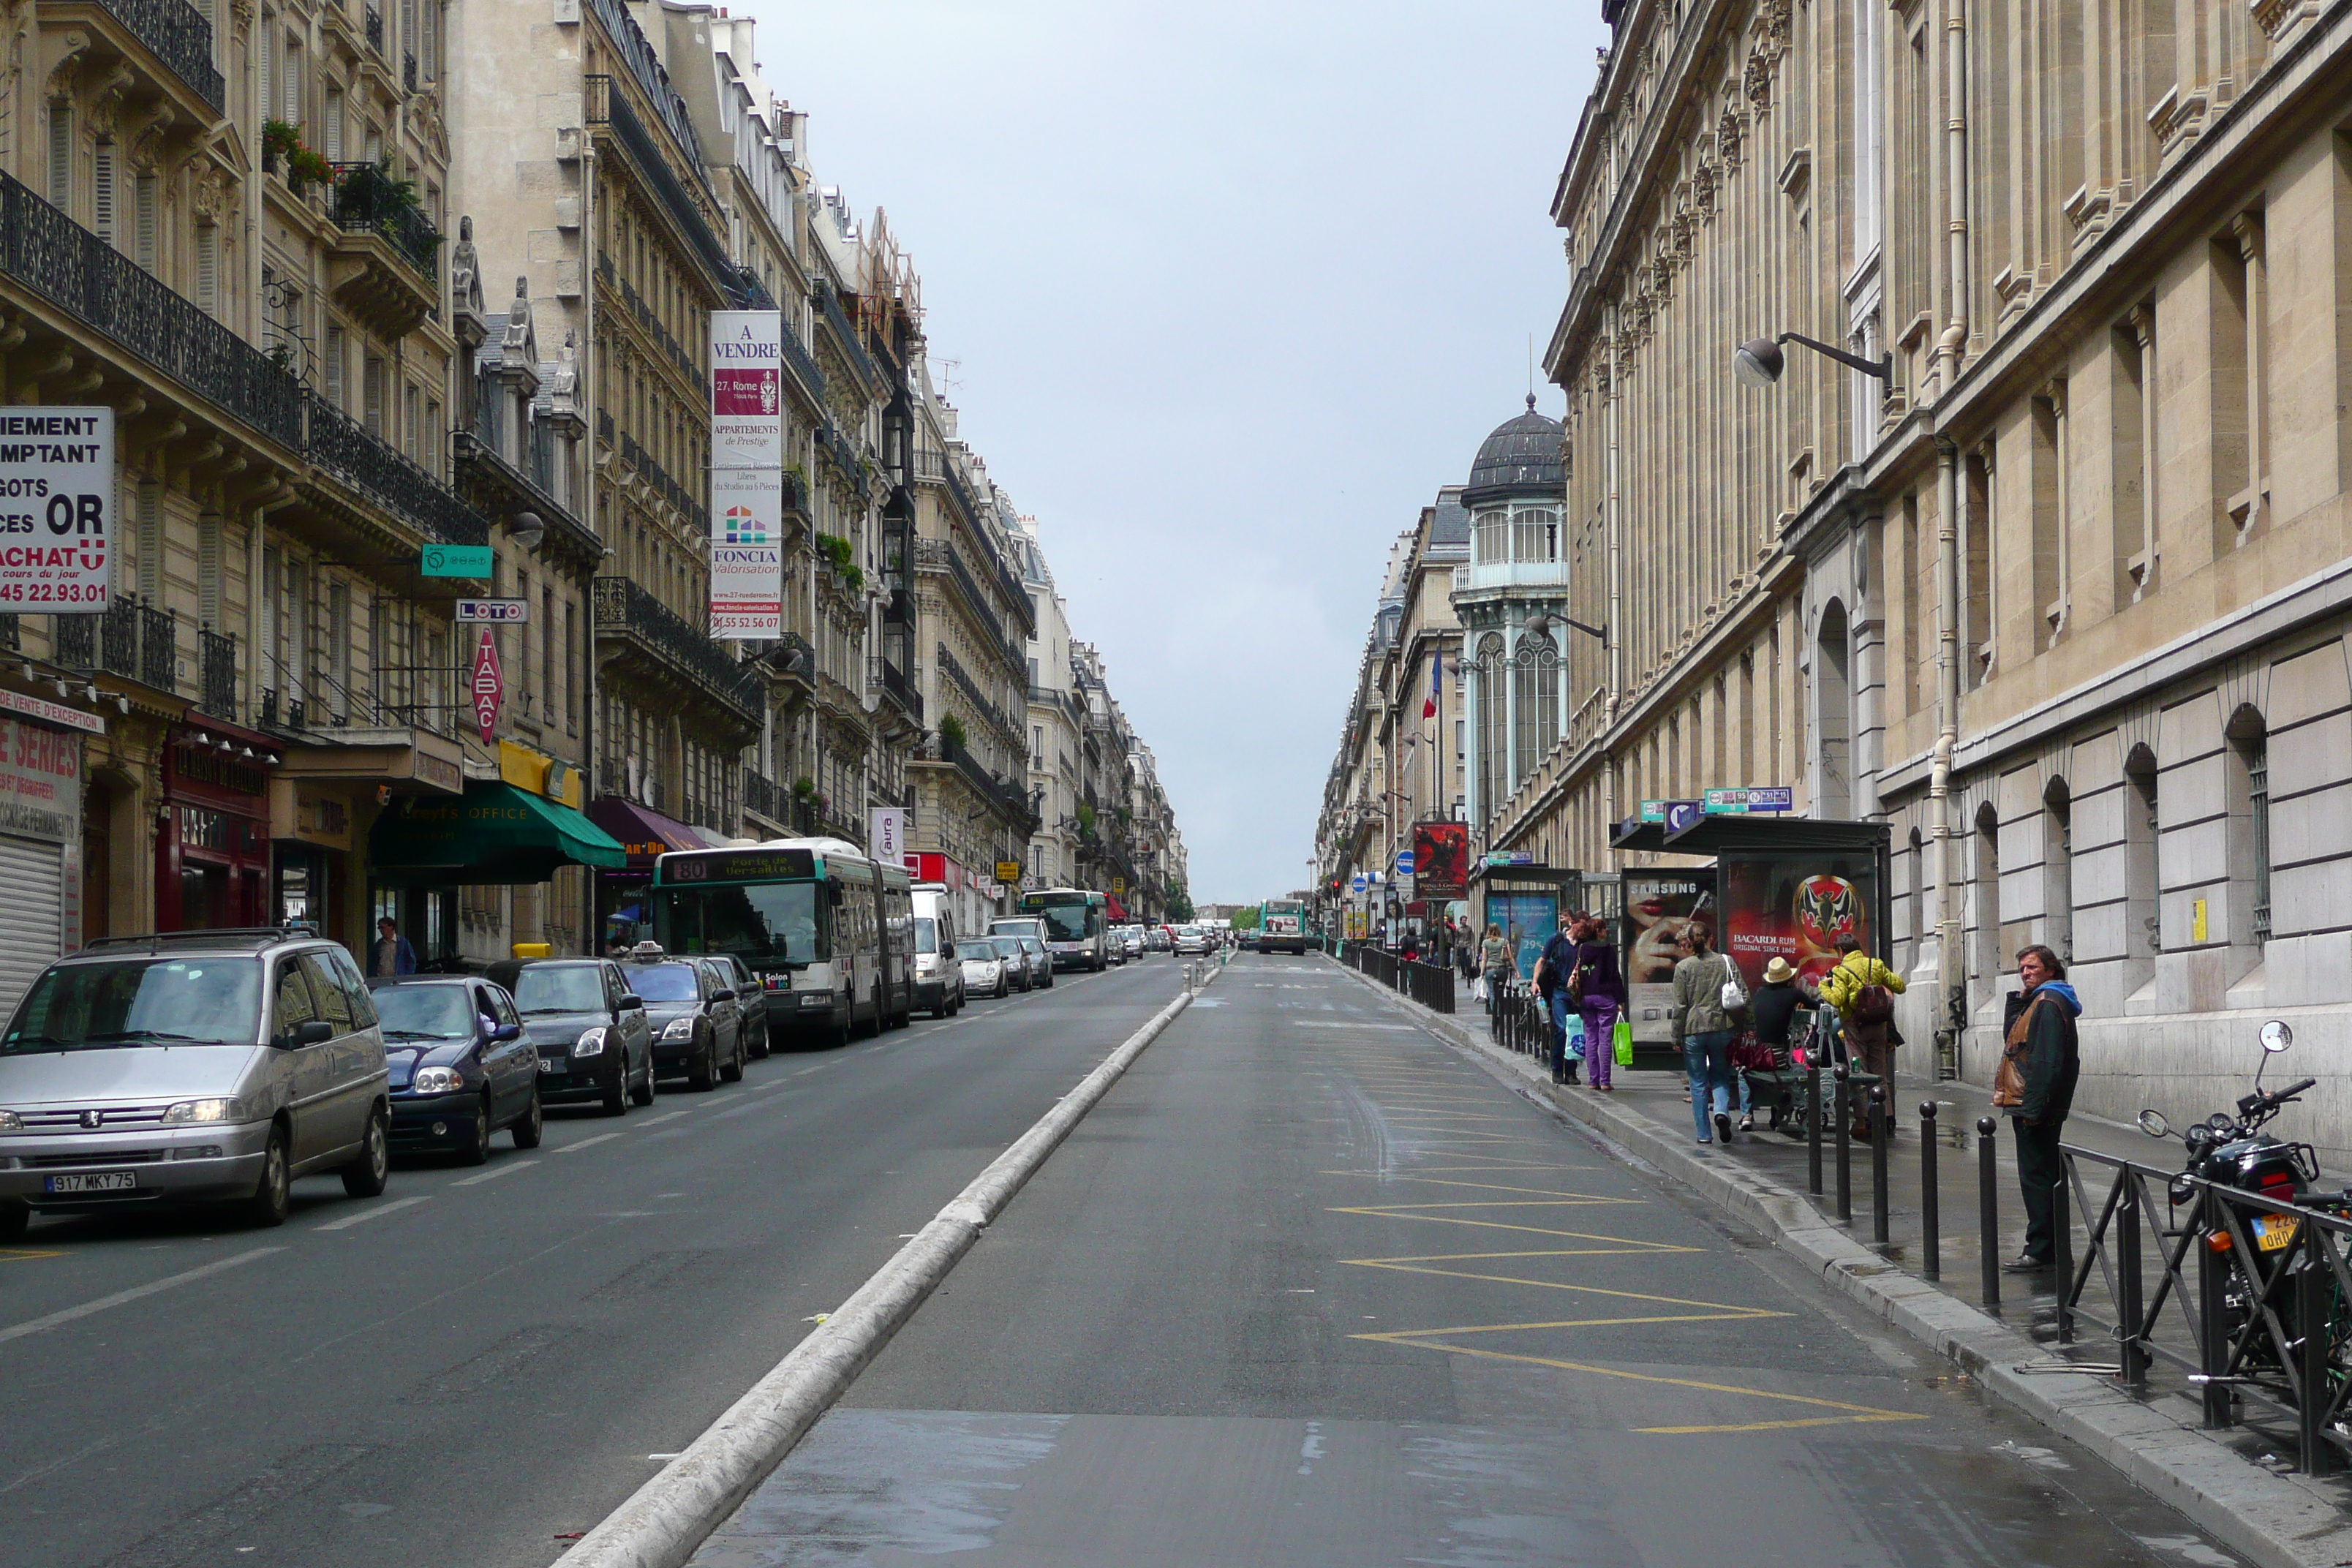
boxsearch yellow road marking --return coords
[1343,1273,1776,1317]
[1322,1173,1635,1199]
[1330,1208,1670,1242]
[1335,1199,1640,1212]
[0,1248,64,1262]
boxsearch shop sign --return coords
[870,806,905,862]
[1703,785,1793,815]
[274,780,352,851]
[0,712,80,842]
[470,629,502,742]
[0,407,113,611]
[1001,862,1027,885]
[1482,851,1534,867]
[1109,876,1126,894]
[0,684,104,736]
[709,467,783,639]
[456,598,527,623]
[421,543,495,578]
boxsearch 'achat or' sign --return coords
[0,407,113,609]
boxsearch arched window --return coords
[2125,744,2160,962]
[1512,506,1561,563]
[1512,629,1558,785]
[1474,510,1507,565]
[1973,802,2002,1002]
[1905,825,1926,973]
[1475,634,1504,824]
[2043,779,2073,965]
[1815,600,1852,820]
[2227,706,2270,949]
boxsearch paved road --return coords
[0,956,1187,1568]
[693,953,2247,1568]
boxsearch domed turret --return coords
[1463,395,1564,505]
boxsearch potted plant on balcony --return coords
[939,714,968,753]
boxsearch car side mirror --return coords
[617,994,642,1011]
[293,1019,336,1047]
[712,988,737,1003]
[491,1022,523,1042]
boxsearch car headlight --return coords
[573,1028,607,1058]
[162,1097,250,1124]
[0,1109,21,1134]
[411,1066,466,1095]
[663,1017,697,1041]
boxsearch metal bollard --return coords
[1869,1084,1891,1246]
[2117,1173,2146,1387]
[1833,1067,1852,1225]
[2299,1258,2335,1476]
[2053,1156,2074,1342]
[1977,1116,2001,1308]
[1919,1101,1940,1281]
[2198,1185,2231,1428]
[1806,1066,1823,1196]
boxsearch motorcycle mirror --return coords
[2136,1109,2171,1139]
[2260,1019,2293,1052]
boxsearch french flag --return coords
[1423,649,1440,719]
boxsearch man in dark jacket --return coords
[1533,915,1582,1085]
[2002,943,2082,1273]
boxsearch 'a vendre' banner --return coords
[709,312,783,469]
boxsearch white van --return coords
[911,885,965,1018]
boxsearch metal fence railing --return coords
[2059,1147,2352,1475]
[1346,942,1456,1015]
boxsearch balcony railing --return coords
[592,576,761,722]
[813,281,879,389]
[935,641,1019,746]
[328,162,441,281]
[915,539,1025,678]
[778,314,826,407]
[583,75,740,299]
[0,170,304,452]
[55,598,174,692]
[880,657,920,723]
[818,421,867,500]
[363,2,382,53]
[403,50,416,91]
[0,614,17,652]
[942,734,1036,830]
[93,0,225,112]
[196,625,235,720]
[306,393,489,545]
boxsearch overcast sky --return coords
[750,1,1605,903]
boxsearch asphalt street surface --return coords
[0,956,1189,1568]
[692,953,2248,1568]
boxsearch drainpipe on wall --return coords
[1937,0,1970,393]
[1931,440,1964,1077]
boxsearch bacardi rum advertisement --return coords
[709,312,783,469]
[709,467,783,639]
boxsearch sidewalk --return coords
[1330,956,2352,1568]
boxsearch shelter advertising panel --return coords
[1719,851,1881,994]
[1488,891,1559,982]
[1621,871,1716,1042]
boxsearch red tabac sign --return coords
[470,628,502,742]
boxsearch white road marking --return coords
[451,1158,540,1187]
[636,1109,697,1128]
[1291,1021,1420,1030]
[552,1131,627,1155]
[314,1196,431,1231]
[0,1247,283,1345]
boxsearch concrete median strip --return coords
[555,967,1213,1568]
[1326,957,2352,1568]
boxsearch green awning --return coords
[369,780,628,888]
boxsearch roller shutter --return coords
[0,835,64,1025]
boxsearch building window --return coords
[134,172,157,272]
[2228,708,2270,949]
[1474,510,1507,565]
[564,604,577,732]
[363,357,386,439]
[1512,507,1560,564]
[2125,745,2160,960]
[1972,804,2001,1000]
[324,88,344,162]
[2043,780,2073,965]
[47,105,72,209]
[1510,629,1558,787]
[93,140,116,244]
[195,225,220,315]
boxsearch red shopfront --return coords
[158,725,277,930]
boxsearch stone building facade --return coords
[1491,0,2352,1153]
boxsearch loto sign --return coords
[470,628,503,742]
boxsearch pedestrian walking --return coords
[1996,944,2082,1275]
[369,916,418,978]
[1533,915,1582,1085]
[1817,934,1906,1139]
[1670,927,1739,1144]
[1478,922,1511,1018]
[1571,916,1627,1093]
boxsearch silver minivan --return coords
[0,928,391,1235]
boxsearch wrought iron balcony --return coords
[0,171,304,451]
[880,657,920,723]
[753,630,814,684]
[813,280,879,390]
[306,393,490,545]
[363,2,382,52]
[328,162,440,282]
[593,576,761,725]
[87,0,225,113]
[583,75,737,297]
[195,625,236,720]
[941,734,1036,831]
[55,598,175,692]
[403,50,416,91]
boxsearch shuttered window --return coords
[135,480,163,605]
[197,513,222,630]
[46,106,71,208]
[195,225,219,314]
[135,173,158,272]
[92,141,115,244]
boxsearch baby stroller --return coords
[1760,1006,1840,1140]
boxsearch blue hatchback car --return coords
[366,976,544,1164]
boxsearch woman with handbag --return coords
[1670,927,1741,1143]
[1569,916,1627,1093]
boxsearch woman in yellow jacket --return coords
[1817,935,1905,1136]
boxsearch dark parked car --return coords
[990,936,1034,992]
[486,957,655,1116]
[366,976,543,1163]
[709,953,773,1058]
[624,957,743,1090]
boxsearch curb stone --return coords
[561,965,1215,1568]
[1323,956,2352,1568]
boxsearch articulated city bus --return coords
[650,837,914,1045]
[1019,887,1109,971]
[1259,897,1308,955]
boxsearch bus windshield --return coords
[656,882,829,965]
[1027,902,1096,943]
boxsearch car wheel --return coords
[689,1030,717,1091]
[0,1201,26,1241]
[241,1128,291,1229]
[513,1088,544,1148]
[341,1107,390,1198]
[995,976,1008,998]
[457,1095,494,1166]
[720,1036,745,1083]
[630,1047,657,1107]
[747,1022,772,1060]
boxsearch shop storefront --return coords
[276,727,467,953]
[0,691,93,1017]
[369,778,627,970]
[157,723,277,932]
[587,796,705,949]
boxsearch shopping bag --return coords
[1612,1016,1635,1067]
[1564,1014,1586,1059]
[1471,973,1490,1004]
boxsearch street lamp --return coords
[1733,332,1892,388]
